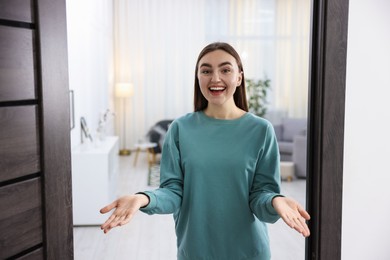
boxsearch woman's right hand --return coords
[100,194,149,233]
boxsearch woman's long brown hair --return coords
[193,42,248,112]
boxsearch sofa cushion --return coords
[293,135,307,178]
[282,118,307,142]
[273,124,283,141]
[278,141,293,154]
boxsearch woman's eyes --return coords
[200,68,232,75]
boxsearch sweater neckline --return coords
[198,110,250,124]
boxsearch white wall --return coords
[342,0,390,259]
[66,0,115,148]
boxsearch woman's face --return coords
[197,50,242,108]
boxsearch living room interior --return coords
[0,0,388,258]
[68,0,311,259]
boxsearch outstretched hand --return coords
[100,194,149,234]
[272,196,310,237]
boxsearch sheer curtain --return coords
[114,0,206,147]
[274,0,310,118]
[114,0,310,147]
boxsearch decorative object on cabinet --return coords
[71,136,119,225]
[80,117,93,143]
[115,82,134,156]
[96,109,114,141]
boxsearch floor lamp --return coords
[115,82,134,156]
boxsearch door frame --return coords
[36,0,74,258]
[306,0,349,259]
[35,0,350,258]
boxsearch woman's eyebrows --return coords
[199,61,233,68]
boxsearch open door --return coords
[0,0,73,258]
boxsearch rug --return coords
[148,163,160,186]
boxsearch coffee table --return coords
[280,161,295,182]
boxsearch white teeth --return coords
[209,87,225,91]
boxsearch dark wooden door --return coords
[306,0,349,259]
[0,0,73,259]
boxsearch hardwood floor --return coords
[74,154,306,260]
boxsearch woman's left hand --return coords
[272,196,311,237]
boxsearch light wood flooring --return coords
[74,154,307,260]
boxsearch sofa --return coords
[273,118,307,178]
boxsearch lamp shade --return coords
[115,83,134,98]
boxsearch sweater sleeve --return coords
[139,121,183,215]
[249,123,282,223]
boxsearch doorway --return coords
[68,0,350,259]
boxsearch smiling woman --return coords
[67,0,315,259]
[100,42,310,260]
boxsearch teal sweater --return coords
[140,111,282,260]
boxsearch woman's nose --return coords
[211,71,221,82]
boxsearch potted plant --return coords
[245,77,271,117]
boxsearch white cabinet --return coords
[71,136,119,225]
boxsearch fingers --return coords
[299,210,310,220]
[100,203,120,233]
[294,217,310,237]
[101,217,121,233]
[100,213,117,232]
[289,200,310,236]
[283,214,310,237]
[119,217,132,226]
[100,211,135,234]
[100,201,118,214]
[298,207,311,220]
[100,195,142,233]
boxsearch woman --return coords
[100,42,310,260]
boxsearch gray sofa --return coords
[273,118,307,178]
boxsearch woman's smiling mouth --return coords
[209,86,226,95]
[209,86,226,91]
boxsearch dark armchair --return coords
[146,119,173,154]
